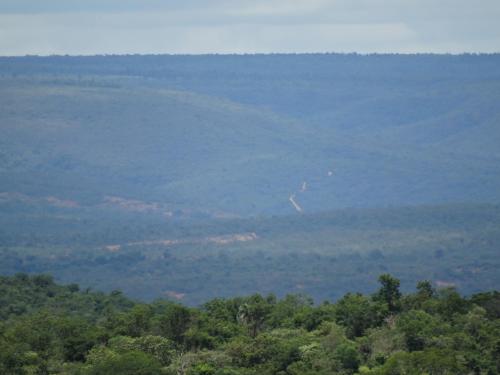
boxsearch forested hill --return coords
[1,273,499,374]
[2,203,500,304]
[1,54,500,216]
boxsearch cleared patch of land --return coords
[1,203,498,304]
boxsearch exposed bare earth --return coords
[104,232,258,252]
[0,192,79,208]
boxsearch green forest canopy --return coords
[1,273,499,374]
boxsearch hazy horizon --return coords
[3,52,500,58]
[1,0,499,56]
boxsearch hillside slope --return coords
[1,54,500,216]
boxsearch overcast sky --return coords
[1,0,499,56]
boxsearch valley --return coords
[1,54,500,304]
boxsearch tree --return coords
[375,274,401,313]
[237,294,273,338]
[416,280,434,300]
[396,310,441,352]
[335,293,386,338]
[335,343,360,373]
[159,304,192,345]
[84,348,162,375]
[123,305,153,337]
[267,294,314,329]
[108,335,175,366]
[32,274,54,288]
[436,287,468,318]
[375,348,466,374]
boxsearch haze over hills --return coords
[3,0,500,371]
[1,54,500,303]
[1,54,500,217]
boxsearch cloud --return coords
[0,0,499,55]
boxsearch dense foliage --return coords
[1,204,499,304]
[1,273,499,374]
[1,54,499,373]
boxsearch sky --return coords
[1,0,499,56]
